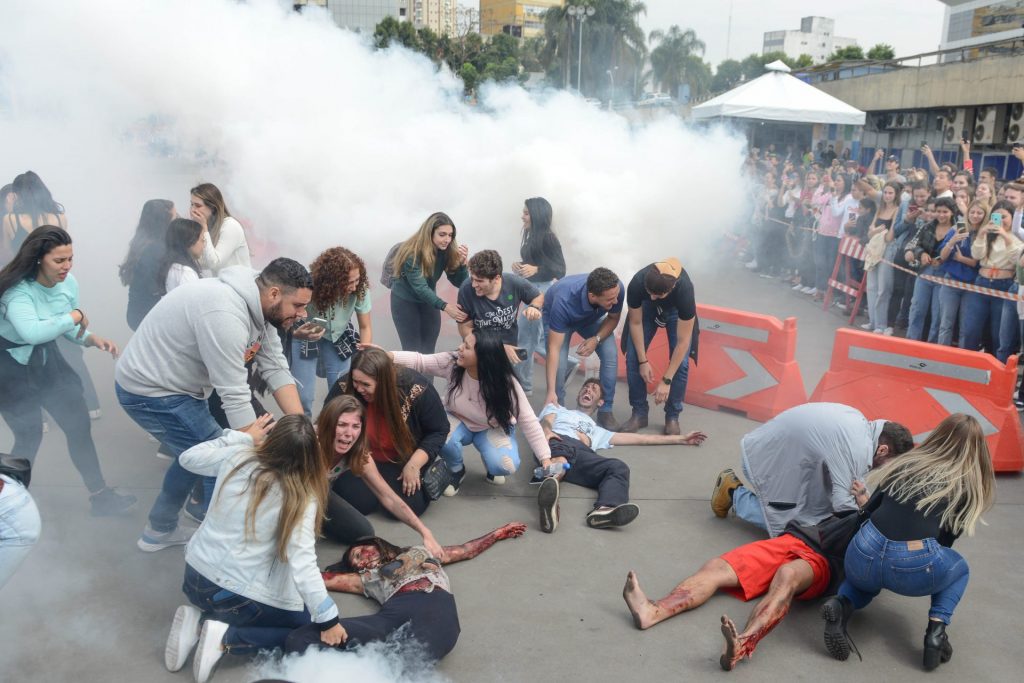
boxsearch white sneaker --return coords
[804,287,818,295]
[745,259,758,270]
[138,524,195,552]
[486,474,506,485]
[165,605,202,672]
[860,323,873,330]
[89,409,102,420]
[873,328,884,334]
[792,283,803,290]
[193,619,228,683]
[883,327,894,336]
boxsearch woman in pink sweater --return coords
[388,328,550,495]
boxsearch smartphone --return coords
[515,348,528,361]
[310,317,329,329]
[921,140,928,147]
[956,217,967,234]
[992,213,1003,228]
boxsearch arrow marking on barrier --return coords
[705,348,778,400]
[911,388,998,442]
[847,346,992,385]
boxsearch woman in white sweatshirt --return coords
[189,183,251,274]
[163,414,345,683]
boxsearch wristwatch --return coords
[662,377,672,386]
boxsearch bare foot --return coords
[623,570,657,630]
[720,614,741,671]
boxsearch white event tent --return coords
[692,61,865,125]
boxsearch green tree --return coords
[648,25,708,100]
[541,1,648,98]
[374,15,419,50]
[711,58,742,92]
[794,53,814,68]
[827,45,865,62]
[459,63,480,94]
[866,43,895,60]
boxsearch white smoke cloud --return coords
[254,637,449,683]
[0,0,747,296]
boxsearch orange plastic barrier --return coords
[810,329,1023,473]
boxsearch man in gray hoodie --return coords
[115,258,312,551]
[709,403,913,538]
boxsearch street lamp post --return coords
[606,66,617,108]
[566,4,595,94]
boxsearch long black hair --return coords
[157,218,203,294]
[0,225,72,299]
[10,171,64,227]
[325,536,407,574]
[118,199,175,286]
[447,328,518,433]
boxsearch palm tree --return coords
[541,1,647,98]
[649,25,709,100]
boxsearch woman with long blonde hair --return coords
[164,414,345,683]
[821,413,996,671]
[389,211,469,353]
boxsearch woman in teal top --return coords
[389,212,469,353]
[290,247,374,416]
[0,226,135,516]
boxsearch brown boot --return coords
[664,418,681,436]
[618,412,648,433]
[596,411,621,432]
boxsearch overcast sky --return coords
[469,1,949,67]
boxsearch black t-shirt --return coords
[626,264,697,320]
[457,272,540,345]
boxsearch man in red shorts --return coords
[622,497,863,671]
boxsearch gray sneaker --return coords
[538,477,560,533]
[138,524,195,553]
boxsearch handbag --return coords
[420,457,451,501]
[0,455,32,488]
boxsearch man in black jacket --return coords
[622,487,864,672]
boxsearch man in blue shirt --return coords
[542,267,624,431]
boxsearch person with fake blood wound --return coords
[622,487,868,672]
[370,328,549,493]
[116,258,311,552]
[710,403,913,538]
[323,347,449,517]
[0,226,134,516]
[315,395,443,558]
[821,414,995,672]
[535,379,707,533]
[284,522,527,662]
[620,258,699,437]
[163,415,346,683]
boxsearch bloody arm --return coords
[321,571,365,595]
[441,522,527,565]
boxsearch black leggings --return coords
[332,460,430,517]
[0,346,105,492]
[323,489,376,544]
[391,294,442,354]
[285,589,460,662]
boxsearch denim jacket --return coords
[181,430,338,623]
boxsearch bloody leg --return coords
[623,558,739,630]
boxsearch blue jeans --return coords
[624,302,691,419]
[937,284,970,347]
[865,261,893,330]
[0,476,41,590]
[116,384,223,532]
[440,419,519,476]
[838,520,969,624]
[907,265,943,343]
[814,234,840,292]
[290,338,352,417]
[543,316,618,411]
[183,564,310,654]
[961,277,1018,361]
[732,485,767,530]
[515,281,549,393]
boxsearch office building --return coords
[293,1,409,34]
[939,0,1024,51]
[762,16,858,64]
[480,1,564,39]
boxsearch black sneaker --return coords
[89,488,137,516]
[538,477,560,533]
[586,503,640,529]
[443,467,467,497]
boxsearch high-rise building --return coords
[480,1,564,39]
[411,0,458,36]
[939,0,1024,50]
[762,16,858,64]
[293,1,410,34]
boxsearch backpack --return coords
[380,242,402,289]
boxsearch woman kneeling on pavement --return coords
[163,414,345,683]
[821,413,995,671]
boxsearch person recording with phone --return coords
[290,247,373,417]
[935,202,981,347]
[906,197,957,343]
[456,249,543,367]
[962,201,1022,360]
